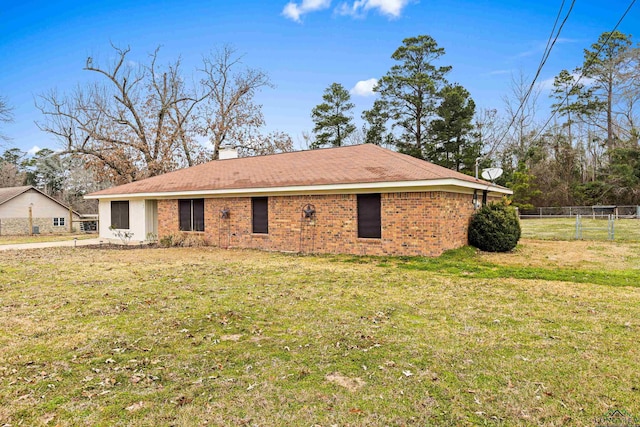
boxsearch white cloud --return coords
[282,0,331,22]
[537,73,595,92]
[537,77,555,91]
[363,0,410,17]
[486,69,511,76]
[350,78,378,96]
[555,37,580,44]
[337,0,410,18]
[27,145,41,155]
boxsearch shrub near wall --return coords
[468,203,521,252]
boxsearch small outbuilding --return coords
[86,144,512,256]
[0,186,81,235]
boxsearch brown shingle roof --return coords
[0,186,32,205]
[88,144,505,197]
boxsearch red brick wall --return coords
[157,199,179,239]
[157,191,480,257]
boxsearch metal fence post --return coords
[608,215,615,240]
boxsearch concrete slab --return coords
[0,238,103,251]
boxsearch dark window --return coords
[179,199,205,232]
[252,197,268,234]
[53,217,65,226]
[111,201,130,229]
[357,194,381,238]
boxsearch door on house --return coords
[145,200,158,241]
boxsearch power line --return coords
[493,0,576,151]
[529,0,637,143]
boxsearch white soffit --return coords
[85,178,512,200]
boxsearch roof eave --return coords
[85,178,512,200]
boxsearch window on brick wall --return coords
[179,199,205,232]
[111,201,130,229]
[252,197,268,234]
[53,217,65,226]
[357,193,381,238]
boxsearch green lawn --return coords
[1,243,639,426]
[521,217,640,241]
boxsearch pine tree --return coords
[311,83,356,148]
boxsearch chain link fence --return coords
[519,205,640,219]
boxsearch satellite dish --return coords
[481,168,503,181]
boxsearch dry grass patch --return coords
[325,373,366,392]
[521,217,640,241]
[0,244,639,426]
[482,239,640,270]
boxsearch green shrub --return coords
[468,203,521,252]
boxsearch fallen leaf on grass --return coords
[220,334,242,342]
[125,401,145,412]
[174,395,192,406]
[40,412,56,424]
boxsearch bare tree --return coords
[0,96,13,142]
[298,130,315,150]
[36,45,210,184]
[344,126,366,146]
[36,44,287,185]
[0,162,24,187]
[474,108,503,157]
[237,131,293,157]
[616,46,640,145]
[198,46,273,159]
[501,71,541,166]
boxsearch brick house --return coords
[86,144,511,256]
[0,186,81,235]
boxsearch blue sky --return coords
[1,0,638,154]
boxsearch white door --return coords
[145,200,158,241]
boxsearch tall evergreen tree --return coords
[361,100,393,146]
[582,31,633,149]
[549,69,594,147]
[23,149,68,194]
[607,146,640,204]
[428,84,477,173]
[375,35,451,159]
[311,83,356,148]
